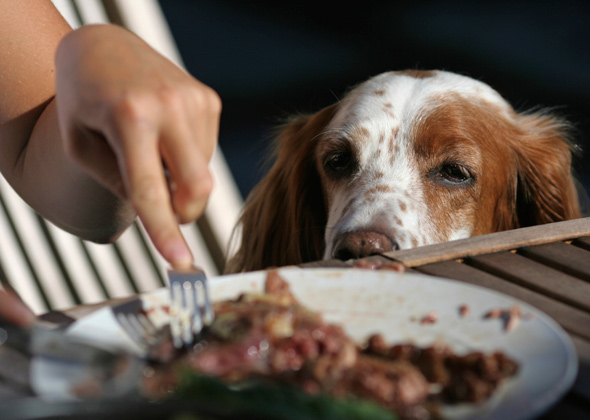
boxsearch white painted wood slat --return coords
[0,0,244,313]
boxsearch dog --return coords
[225,70,581,273]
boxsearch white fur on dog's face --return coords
[318,70,514,259]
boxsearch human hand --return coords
[54,25,221,268]
[0,290,35,327]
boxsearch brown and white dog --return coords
[226,70,581,273]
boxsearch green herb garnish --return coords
[172,371,397,420]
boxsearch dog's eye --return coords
[325,150,353,176]
[436,163,474,185]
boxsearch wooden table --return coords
[1,217,589,419]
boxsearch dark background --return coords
[159,0,590,205]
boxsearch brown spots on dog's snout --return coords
[384,127,400,166]
[374,89,385,96]
[388,135,395,157]
[340,197,355,219]
[364,185,396,201]
[364,187,381,203]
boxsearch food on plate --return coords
[419,311,439,325]
[141,270,518,419]
[483,304,532,332]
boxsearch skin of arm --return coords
[0,1,135,242]
[0,1,221,266]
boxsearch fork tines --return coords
[168,267,214,349]
[113,300,160,354]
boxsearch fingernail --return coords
[164,238,193,267]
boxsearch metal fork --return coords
[168,266,214,348]
[113,300,161,353]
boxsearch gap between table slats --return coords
[518,242,590,282]
[574,236,590,250]
[466,251,590,312]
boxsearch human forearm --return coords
[0,1,135,242]
[9,99,136,242]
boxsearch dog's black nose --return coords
[332,231,397,260]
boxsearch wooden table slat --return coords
[466,251,590,313]
[384,217,590,267]
[519,242,590,282]
[416,260,590,341]
[573,236,590,251]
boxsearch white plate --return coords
[62,268,577,419]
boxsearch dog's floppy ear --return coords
[225,104,338,273]
[507,112,581,229]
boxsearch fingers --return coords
[160,85,219,223]
[65,98,218,268]
[189,81,221,160]
[0,290,36,327]
[164,140,213,225]
[116,120,195,268]
[55,26,221,268]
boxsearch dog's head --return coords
[226,70,581,273]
